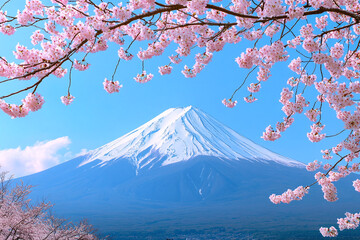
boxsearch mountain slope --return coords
[79,106,303,171]
[18,106,360,238]
[21,106,308,204]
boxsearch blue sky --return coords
[0,1,345,177]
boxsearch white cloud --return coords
[75,148,89,157]
[63,148,89,160]
[0,137,71,178]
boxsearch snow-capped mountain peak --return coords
[80,106,304,169]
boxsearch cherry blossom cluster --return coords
[319,226,338,237]
[118,48,134,61]
[307,123,326,142]
[305,109,321,122]
[0,100,29,118]
[321,211,360,236]
[222,99,237,108]
[0,93,44,118]
[276,117,294,132]
[315,172,338,202]
[74,60,90,71]
[306,160,321,171]
[353,179,360,192]
[134,71,154,83]
[61,95,75,106]
[103,78,122,94]
[337,212,360,231]
[158,65,172,75]
[261,125,281,141]
[243,95,257,103]
[269,186,308,204]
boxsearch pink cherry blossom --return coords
[319,226,338,237]
[134,71,153,83]
[244,95,257,103]
[305,109,320,122]
[17,9,34,25]
[315,172,339,202]
[0,100,29,118]
[235,48,259,69]
[247,83,260,93]
[321,149,333,160]
[306,160,321,171]
[276,117,294,132]
[73,59,90,71]
[353,179,360,192]
[103,78,122,93]
[287,6,304,20]
[158,65,172,75]
[30,30,44,45]
[323,163,332,170]
[257,67,271,81]
[287,36,301,49]
[186,0,209,15]
[265,24,280,37]
[337,212,360,231]
[182,65,197,78]
[60,95,75,106]
[269,186,308,204]
[22,93,44,112]
[262,125,281,141]
[0,25,15,35]
[169,55,182,64]
[206,8,226,22]
[258,0,285,18]
[195,52,213,65]
[288,57,302,74]
[300,24,314,38]
[222,99,237,108]
[330,43,344,59]
[302,38,319,53]
[129,0,155,11]
[315,15,328,30]
[300,74,316,86]
[307,123,326,142]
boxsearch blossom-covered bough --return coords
[1,0,360,237]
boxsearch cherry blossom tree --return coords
[1,0,360,237]
[0,171,100,239]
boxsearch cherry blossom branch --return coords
[0,0,11,11]
[325,129,347,138]
[306,150,360,188]
[111,58,120,82]
[229,66,258,101]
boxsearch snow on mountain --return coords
[79,106,304,169]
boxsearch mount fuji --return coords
[81,105,303,170]
[20,106,360,239]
